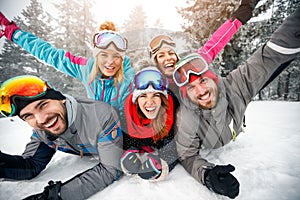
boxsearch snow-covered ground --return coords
[0,101,299,200]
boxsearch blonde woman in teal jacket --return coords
[0,17,135,117]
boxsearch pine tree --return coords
[0,0,56,83]
[152,19,164,29]
[177,0,300,100]
[178,0,238,46]
[40,0,97,97]
[123,5,148,32]
[45,0,98,97]
[251,0,300,100]
[44,0,97,97]
[0,16,29,83]
[51,0,97,58]
[0,0,98,97]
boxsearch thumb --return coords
[216,164,235,175]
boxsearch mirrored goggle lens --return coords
[93,32,128,51]
[134,70,168,91]
[173,56,208,87]
[0,75,49,116]
[149,35,175,54]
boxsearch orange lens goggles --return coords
[0,75,50,117]
[149,35,176,55]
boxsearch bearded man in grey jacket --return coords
[0,75,123,200]
[173,7,300,199]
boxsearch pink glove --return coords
[0,12,19,41]
[0,12,11,26]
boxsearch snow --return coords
[0,101,300,200]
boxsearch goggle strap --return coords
[0,103,15,117]
[150,40,176,55]
[96,41,126,52]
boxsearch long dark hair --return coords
[136,94,170,141]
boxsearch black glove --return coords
[232,0,260,24]
[138,153,162,180]
[121,148,142,175]
[204,164,239,199]
[23,180,62,200]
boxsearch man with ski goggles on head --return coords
[0,75,123,200]
[173,7,300,199]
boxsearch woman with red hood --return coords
[120,66,178,181]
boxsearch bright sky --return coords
[0,0,188,31]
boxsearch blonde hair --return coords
[89,56,124,85]
[89,21,124,85]
[99,21,117,31]
[136,94,170,142]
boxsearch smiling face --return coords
[97,49,123,78]
[137,92,162,119]
[186,77,219,109]
[155,48,178,78]
[19,99,68,136]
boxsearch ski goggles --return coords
[93,31,128,52]
[173,53,209,87]
[0,75,51,117]
[134,69,168,91]
[149,35,176,55]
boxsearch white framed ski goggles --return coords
[0,75,51,117]
[93,31,128,52]
[149,35,176,55]
[173,53,209,87]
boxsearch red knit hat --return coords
[189,70,219,84]
[180,70,219,98]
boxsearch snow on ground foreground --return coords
[0,101,299,200]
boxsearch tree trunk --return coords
[276,76,282,99]
[283,72,290,100]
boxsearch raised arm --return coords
[0,12,89,82]
[196,0,260,63]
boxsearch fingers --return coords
[215,164,235,175]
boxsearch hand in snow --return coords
[23,180,62,200]
[204,164,239,199]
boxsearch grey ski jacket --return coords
[0,95,123,199]
[175,7,300,185]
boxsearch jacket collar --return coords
[49,94,78,140]
[64,94,78,126]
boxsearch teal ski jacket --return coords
[12,30,135,117]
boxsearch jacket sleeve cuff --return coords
[201,164,215,185]
[12,29,23,41]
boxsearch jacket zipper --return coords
[65,141,83,158]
